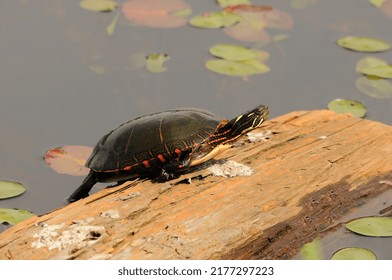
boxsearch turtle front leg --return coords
[155,156,191,182]
[67,170,97,203]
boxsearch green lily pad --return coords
[242,60,270,74]
[337,36,391,52]
[206,59,258,76]
[0,180,26,199]
[355,56,388,73]
[370,0,386,8]
[346,216,392,237]
[359,65,392,79]
[146,53,170,73]
[327,99,367,118]
[356,76,392,99]
[189,11,241,29]
[217,0,251,8]
[209,44,258,61]
[80,0,117,12]
[300,238,323,260]
[331,247,376,260]
[0,208,35,225]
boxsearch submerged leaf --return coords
[146,53,170,73]
[80,0,117,12]
[0,208,35,225]
[331,247,376,260]
[0,180,26,199]
[356,76,392,99]
[327,99,367,118]
[355,56,388,73]
[346,216,392,237]
[106,12,120,35]
[189,11,241,29]
[337,36,391,52]
[44,146,93,176]
[209,44,258,61]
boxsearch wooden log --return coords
[0,110,391,260]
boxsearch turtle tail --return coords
[67,170,97,203]
[210,105,269,146]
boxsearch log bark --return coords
[0,110,391,260]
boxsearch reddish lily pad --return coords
[122,0,191,28]
[381,0,392,17]
[223,5,293,42]
[44,146,93,176]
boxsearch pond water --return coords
[1,0,391,257]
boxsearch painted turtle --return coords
[67,105,269,202]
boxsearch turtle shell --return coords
[86,109,221,176]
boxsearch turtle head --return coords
[213,105,269,144]
[189,105,268,166]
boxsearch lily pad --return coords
[217,0,251,8]
[359,65,392,79]
[0,180,26,199]
[300,238,323,260]
[146,53,170,73]
[242,60,270,74]
[327,99,367,118]
[122,0,191,28]
[44,145,93,176]
[209,44,258,61]
[355,56,388,73]
[356,76,392,99]
[331,247,376,260]
[380,0,392,17]
[206,59,258,76]
[80,0,117,12]
[371,0,386,8]
[337,36,391,52]
[223,6,293,43]
[346,216,392,237]
[0,208,35,225]
[189,11,241,29]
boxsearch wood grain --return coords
[0,110,391,260]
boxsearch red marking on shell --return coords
[174,148,181,156]
[142,160,151,168]
[157,154,166,162]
